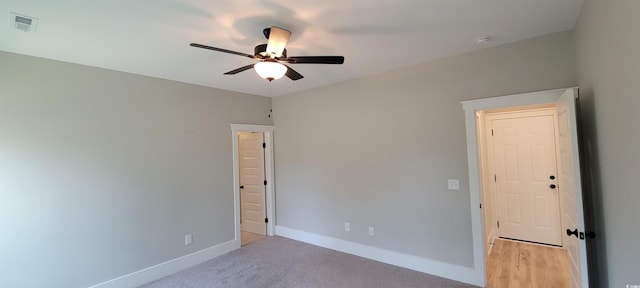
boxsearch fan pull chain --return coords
[268,81,273,118]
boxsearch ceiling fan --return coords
[190,26,345,81]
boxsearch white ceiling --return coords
[1,0,584,97]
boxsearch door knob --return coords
[550,175,556,180]
[550,184,556,189]
[566,228,579,238]
[240,185,244,189]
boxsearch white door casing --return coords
[462,88,589,287]
[238,132,267,235]
[487,111,562,246]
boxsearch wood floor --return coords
[486,239,569,288]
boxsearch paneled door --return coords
[238,132,266,235]
[490,111,562,246]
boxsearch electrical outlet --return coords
[448,179,460,190]
[368,227,374,236]
[185,234,192,245]
[344,222,351,232]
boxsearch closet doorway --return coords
[231,124,275,247]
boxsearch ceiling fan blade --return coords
[284,65,304,81]
[223,64,255,75]
[190,43,257,59]
[265,26,291,58]
[287,56,345,64]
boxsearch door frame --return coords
[461,87,582,286]
[231,124,275,246]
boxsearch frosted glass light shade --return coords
[254,61,287,80]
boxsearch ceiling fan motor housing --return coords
[254,44,287,59]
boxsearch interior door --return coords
[238,132,266,235]
[556,88,589,288]
[491,112,563,246]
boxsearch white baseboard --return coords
[89,239,240,288]
[275,225,480,286]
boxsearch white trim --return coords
[88,240,237,288]
[461,88,567,112]
[275,226,480,286]
[461,87,578,287]
[231,124,276,243]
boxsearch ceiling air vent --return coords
[10,12,38,32]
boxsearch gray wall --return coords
[0,51,271,288]
[8,7,636,285]
[272,31,576,267]
[575,0,640,287]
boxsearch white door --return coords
[238,132,266,235]
[556,88,589,288]
[491,112,562,246]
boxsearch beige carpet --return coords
[139,236,478,288]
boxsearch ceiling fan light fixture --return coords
[254,61,287,81]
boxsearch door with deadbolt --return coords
[489,110,562,246]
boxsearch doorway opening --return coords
[478,105,569,287]
[480,106,562,247]
[231,124,275,248]
[462,88,590,287]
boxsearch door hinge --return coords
[265,218,269,223]
[497,221,500,228]
[494,175,497,182]
[491,129,494,136]
[262,142,266,148]
[264,180,267,186]
[479,203,482,209]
